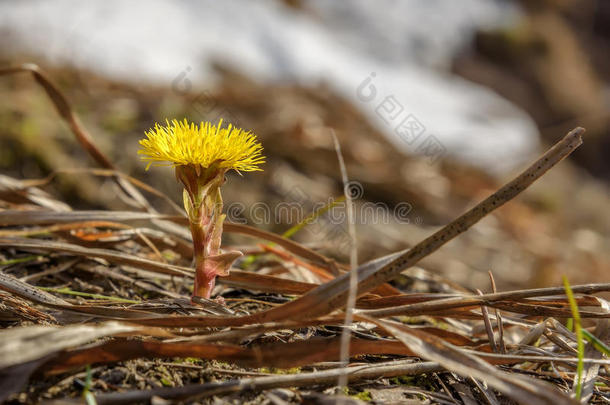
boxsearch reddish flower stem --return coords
[189,213,215,299]
[177,165,227,302]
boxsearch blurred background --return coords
[0,0,609,291]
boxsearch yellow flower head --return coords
[139,119,264,172]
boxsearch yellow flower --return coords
[139,119,265,172]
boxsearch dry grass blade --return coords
[19,168,185,215]
[0,175,70,211]
[75,263,184,299]
[361,283,610,319]
[0,271,71,307]
[0,251,325,320]
[121,282,610,328]
[0,322,139,369]
[0,323,141,402]
[0,210,338,271]
[0,271,167,319]
[362,315,577,405]
[488,301,608,318]
[0,221,132,238]
[355,293,604,312]
[470,377,501,405]
[489,271,506,353]
[459,351,610,366]
[0,237,192,277]
[0,359,48,403]
[580,316,610,402]
[0,232,329,297]
[44,337,417,375]
[331,129,359,391]
[222,269,319,295]
[0,291,55,323]
[0,210,166,227]
[51,360,442,405]
[477,288,498,353]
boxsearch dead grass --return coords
[0,64,608,404]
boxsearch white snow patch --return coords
[0,0,538,174]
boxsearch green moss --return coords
[258,367,301,374]
[390,374,435,391]
[390,375,415,385]
[352,390,372,401]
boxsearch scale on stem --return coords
[139,119,264,301]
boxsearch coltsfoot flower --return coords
[139,119,264,302]
[139,118,264,171]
